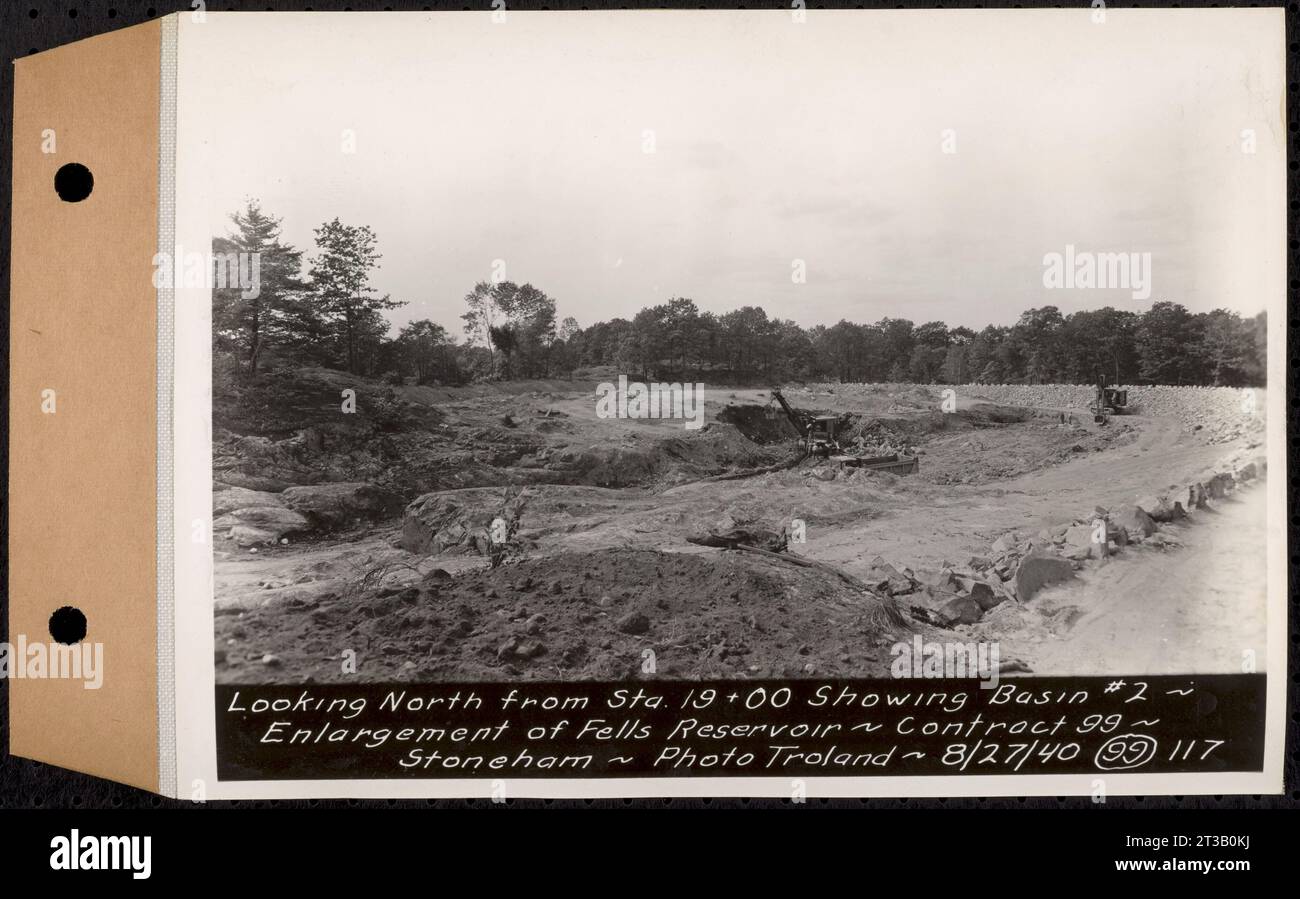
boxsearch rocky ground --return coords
[212,371,1270,683]
[217,548,906,683]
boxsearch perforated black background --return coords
[0,0,1294,811]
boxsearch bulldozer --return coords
[768,388,918,474]
[1089,369,1128,424]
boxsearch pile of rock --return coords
[1133,386,1265,444]
[894,448,1264,630]
[399,487,529,557]
[934,383,1264,445]
[863,555,1019,630]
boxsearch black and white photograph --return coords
[3,1,1295,874]
[1,4,1280,803]
[192,11,1281,693]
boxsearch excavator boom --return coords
[764,387,806,431]
[766,385,918,473]
[768,388,808,435]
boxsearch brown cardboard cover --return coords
[9,20,162,793]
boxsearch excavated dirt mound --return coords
[716,404,800,444]
[215,549,902,683]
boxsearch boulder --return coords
[1236,462,1257,483]
[616,611,651,635]
[1204,472,1234,499]
[991,533,1018,555]
[886,573,917,596]
[400,488,525,555]
[1136,494,1184,523]
[216,472,300,493]
[932,568,962,593]
[228,524,281,547]
[1023,536,1052,553]
[214,505,309,542]
[1013,549,1075,602]
[909,585,980,627]
[1065,523,1113,558]
[497,637,546,662]
[1063,525,1096,549]
[871,561,901,578]
[937,594,983,626]
[1111,504,1156,538]
[1108,523,1130,547]
[281,482,404,531]
[864,573,892,593]
[865,562,915,596]
[964,580,1004,612]
[214,486,285,516]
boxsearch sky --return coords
[177,9,1284,339]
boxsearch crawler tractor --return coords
[1089,370,1128,424]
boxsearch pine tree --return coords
[308,219,404,374]
[212,200,309,376]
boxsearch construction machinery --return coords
[1089,370,1129,424]
[770,389,849,456]
[768,388,919,474]
[828,450,920,474]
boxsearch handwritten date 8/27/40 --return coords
[941,737,1224,772]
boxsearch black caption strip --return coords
[215,675,1265,780]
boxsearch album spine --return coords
[9,18,170,794]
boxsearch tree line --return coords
[213,199,1266,389]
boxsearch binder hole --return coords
[54,163,93,203]
[48,606,87,645]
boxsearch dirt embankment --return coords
[928,382,1263,444]
[216,549,900,683]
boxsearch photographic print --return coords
[156,9,1284,796]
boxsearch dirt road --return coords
[1007,485,1268,675]
[809,412,1232,577]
